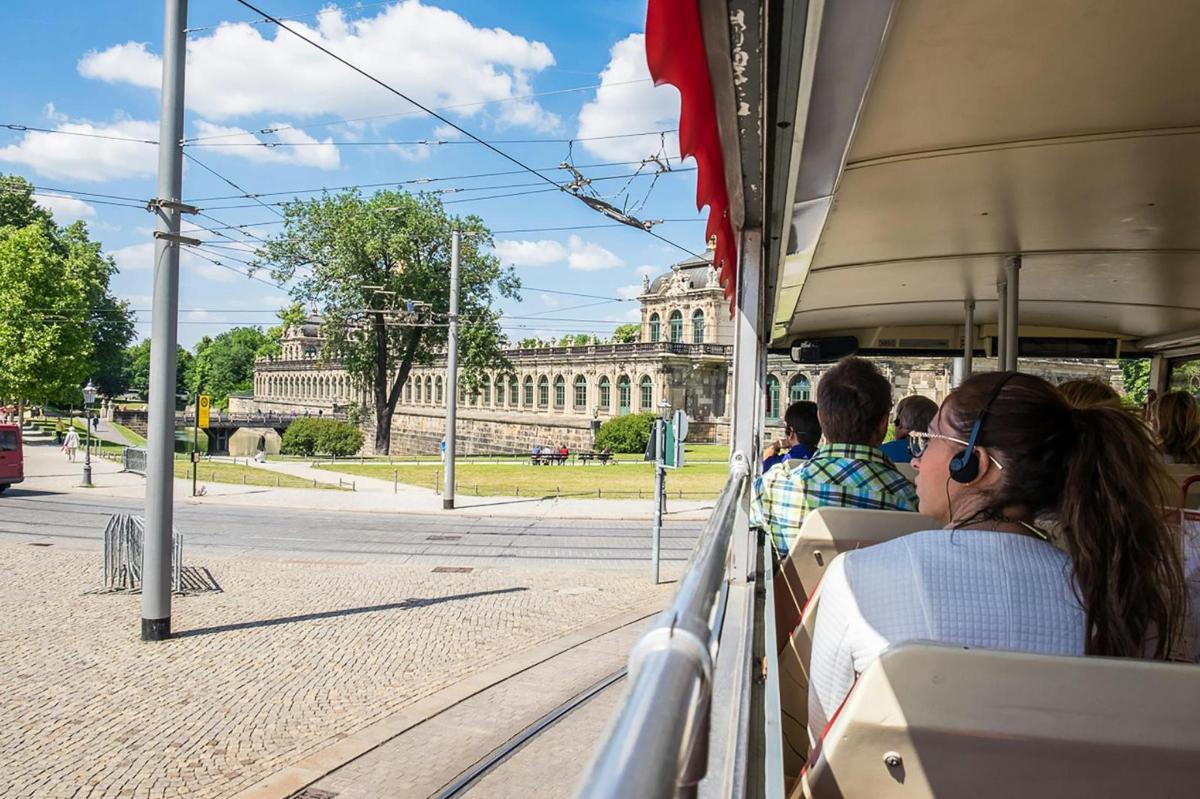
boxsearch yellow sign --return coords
[197,394,210,429]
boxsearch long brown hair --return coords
[942,371,1187,659]
[1152,391,1200,464]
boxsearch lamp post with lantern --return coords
[81,379,97,488]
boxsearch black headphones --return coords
[949,372,1019,484]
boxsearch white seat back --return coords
[796,643,1200,799]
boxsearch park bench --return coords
[577,452,614,465]
[529,453,568,465]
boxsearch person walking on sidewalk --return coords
[62,427,80,463]
[54,417,64,445]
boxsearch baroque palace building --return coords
[249,253,1122,455]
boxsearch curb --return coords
[231,600,663,799]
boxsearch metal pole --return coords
[729,229,764,585]
[1005,255,1021,371]
[191,393,198,498]
[996,278,1008,369]
[142,0,187,642]
[83,409,93,487]
[442,230,461,510]
[652,418,665,584]
[963,299,975,378]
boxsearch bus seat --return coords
[794,643,1200,799]
[776,508,936,642]
[779,588,821,785]
[1173,468,1200,509]
[894,463,917,483]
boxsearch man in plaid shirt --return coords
[751,357,918,557]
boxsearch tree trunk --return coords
[371,322,422,454]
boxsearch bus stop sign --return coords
[197,395,210,429]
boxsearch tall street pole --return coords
[442,230,461,510]
[142,0,188,642]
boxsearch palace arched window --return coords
[538,376,550,408]
[495,375,505,406]
[510,375,520,407]
[598,376,611,411]
[573,375,587,410]
[640,375,654,410]
[766,375,780,421]
[554,375,566,408]
[523,376,534,407]
[649,312,661,343]
[669,310,683,343]
[692,309,705,344]
[617,376,631,415]
[789,374,811,403]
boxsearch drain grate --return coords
[28,542,52,547]
[426,534,462,541]
[290,789,337,799]
[432,566,473,574]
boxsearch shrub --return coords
[595,412,657,453]
[281,417,363,457]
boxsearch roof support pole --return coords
[962,299,975,379]
[729,228,764,585]
[996,279,1008,368]
[1005,256,1022,371]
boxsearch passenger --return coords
[1152,391,1200,464]
[879,395,938,464]
[762,400,821,472]
[1058,378,1122,409]
[807,371,1188,736]
[750,357,917,558]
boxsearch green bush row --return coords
[281,417,364,457]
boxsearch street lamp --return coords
[81,379,97,487]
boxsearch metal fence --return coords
[123,447,147,474]
[577,453,750,798]
[102,514,182,592]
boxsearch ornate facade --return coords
[251,254,1123,454]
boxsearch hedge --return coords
[281,417,364,457]
[594,412,657,454]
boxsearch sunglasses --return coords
[907,432,1006,470]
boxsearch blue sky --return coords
[0,0,706,348]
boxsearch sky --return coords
[0,0,707,348]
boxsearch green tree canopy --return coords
[188,326,271,409]
[124,339,192,402]
[612,323,640,343]
[255,189,519,453]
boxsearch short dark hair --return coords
[816,357,892,444]
[783,400,821,447]
[894,395,938,434]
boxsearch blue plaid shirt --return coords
[750,443,918,557]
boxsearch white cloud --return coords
[538,293,561,308]
[191,121,341,170]
[577,34,681,162]
[121,293,154,307]
[80,2,559,130]
[494,236,622,271]
[432,123,462,140]
[109,241,237,283]
[0,116,157,182]
[615,284,642,300]
[493,238,567,267]
[635,264,658,280]
[565,234,622,272]
[33,195,97,224]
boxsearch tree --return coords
[612,323,640,343]
[0,223,95,406]
[89,291,136,397]
[188,326,271,408]
[256,189,520,453]
[124,339,193,402]
[595,412,657,453]
[1120,358,1151,406]
[0,176,51,229]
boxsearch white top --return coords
[808,529,1086,737]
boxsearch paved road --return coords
[0,488,702,568]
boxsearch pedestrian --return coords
[54,417,65,445]
[440,437,447,462]
[254,433,267,463]
[62,427,80,463]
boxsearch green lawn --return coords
[316,460,731,498]
[108,420,146,446]
[176,459,342,489]
[684,443,730,461]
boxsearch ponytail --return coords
[1057,405,1186,659]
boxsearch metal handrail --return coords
[577,453,750,799]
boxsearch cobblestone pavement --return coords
[0,541,672,798]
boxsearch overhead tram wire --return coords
[185,128,678,149]
[0,123,158,145]
[182,151,285,221]
[232,0,702,260]
[185,248,289,290]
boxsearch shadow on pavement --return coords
[2,487,66,498]
[172,586,529,639]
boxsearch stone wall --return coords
[113,408,148,437]
[387,408,599,456]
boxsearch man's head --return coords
[892,395,939,440]
[783,400,821,447]
[815,357,893,447]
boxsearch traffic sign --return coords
[197,394,210,429]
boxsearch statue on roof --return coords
[642,272,651,292]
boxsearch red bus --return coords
[0,423,24,494]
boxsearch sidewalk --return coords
[18,443,717,521]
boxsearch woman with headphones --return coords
[807,370,1188,736]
